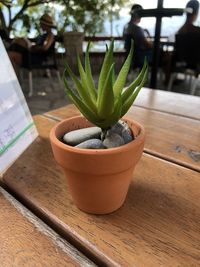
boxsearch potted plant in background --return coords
[50,40,148,214]
[63,30,84,73]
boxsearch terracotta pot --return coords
[50,116,145,214]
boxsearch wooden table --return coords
[1,88,200,266]
[0,187,94,267]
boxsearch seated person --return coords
[164,0,200,85]
[178,0,200,34]
[8,13,56,72]
[123,4,153,68]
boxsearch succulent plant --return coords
[63,39,148,130]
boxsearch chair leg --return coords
[46,68,51,78]
[19,69,24,83]
[56,70,62,88]
[158,68,164,84]
[167,72,176,91]
[190,77,199,95]
[188,74,193,90]
[28,71,33,97]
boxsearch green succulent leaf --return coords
[85,42,97,100]
[97,63,115,119]
[97,94,122,130]
[121,64,148,117]
[122,58,148,103]
[63,74,101,125]
[98,39,114,95]
[113,40,134,97]
[64,63,85,98]
[107,95,122,126]
[64,62,97,113]
[112,66,115,86]
[63,40,148,131]
[77,55,96,107]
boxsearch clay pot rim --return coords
[50,115,145,155]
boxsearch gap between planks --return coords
[133,104,200,122]
[0,186,96,267]
[0,182,119,267]
[41,113,200,173]
[1,152,199,267]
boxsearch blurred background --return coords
[1,0,200,115]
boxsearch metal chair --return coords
[167,33,200,94]
[25,43,61,97]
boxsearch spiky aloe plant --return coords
[63,40,148,131]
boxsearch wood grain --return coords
[134,87,200,120]
[0,187,94,267]
[44,105,200,171]
[2,115,200,267]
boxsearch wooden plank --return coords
[2,115,200,267]
[0,187,94,267]
[134,87,200,120]
[44,105,200,172]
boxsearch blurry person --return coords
[164,0,200,85]
[8,13,56,72]
[123,4,153,68]
[178,0,200,34]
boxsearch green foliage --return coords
[63,40,148,130]
[0,0,129,36]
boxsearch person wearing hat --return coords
[8,13,56,72]
[178,0,200,34]
[123,4,153,68]
[163,0,200,86]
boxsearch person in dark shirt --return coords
[164,0,200,85]
[178,0,200,34]
[123,4,153,68]
[8,14,55,71]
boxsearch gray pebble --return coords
[105,120,133,145]
[107,120,129,135]
[63,127,101,146]
[103,133,125,148]
[108,121,125,136]
[75,139,104,149]
[119,120,129,128]
[122,128,133,144]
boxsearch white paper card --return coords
[0,38,38,176]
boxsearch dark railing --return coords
[84,36,123,42]
[56,35,174,74]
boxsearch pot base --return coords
[77,201,124,215]
[64,167,134,215]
